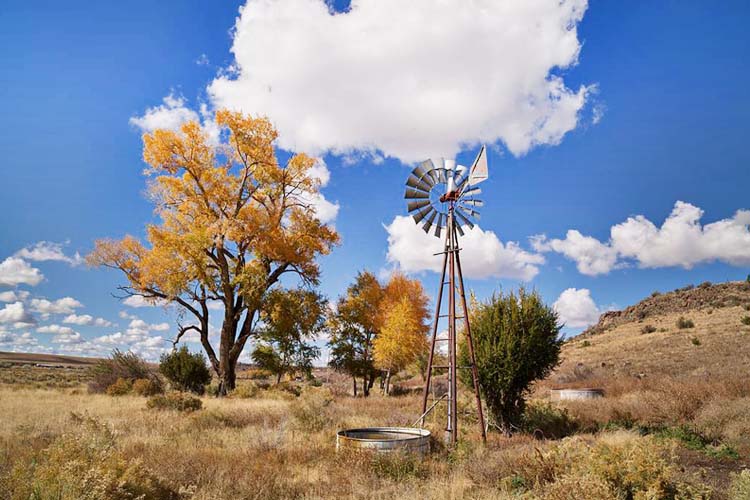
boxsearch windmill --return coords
[405,146,488,445]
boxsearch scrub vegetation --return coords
[3,282,750,498]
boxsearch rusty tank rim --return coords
[336,427,431,442]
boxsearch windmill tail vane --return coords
[404,146,489,446]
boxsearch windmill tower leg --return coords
[447,210,458,444]
[453,224,487,443]
[421,232,450,419]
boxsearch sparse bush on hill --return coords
[88,349,160,394]
[132,377,163,396]
[159,345,211,395]
[741,315,750,326]
[460,288,562,435]
[147,392,202,412]
[676,316,695,329]
[640,324,657,334]
[691,336,701,346]
[105,377,132,396]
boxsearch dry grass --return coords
[3,293,750,499]
[0,380,725,500]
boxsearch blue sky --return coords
[1,0,749,360]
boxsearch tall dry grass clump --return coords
[0,412,178,500]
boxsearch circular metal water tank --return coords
[336,427,431,455]
[550,388,604,401]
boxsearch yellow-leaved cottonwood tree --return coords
[88,111,339,394]
[329,271,428,396]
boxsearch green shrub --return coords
[146,392,203,412]
[105,377,132,396]
[741,316,750,326]
[522,402,578,439]
[699,281,712,289]
[640,325,657,334]
[579,340,591,348]
[650,291,661,298]
[459,288,562,435]
[159,345,212,394]
[132,377,163,396]
[2,413,177,499]
[676,317,695,329]
[88,349,160,394]
[730,470,750,500]
[691,337,701,346]
[655,425,739,460]
[290,387,333,431]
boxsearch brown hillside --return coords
[541,281,750,389]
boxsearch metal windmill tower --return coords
[405,146,488,445]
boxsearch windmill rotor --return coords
[403,146,488,237]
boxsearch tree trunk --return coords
[385,369,391,396]
[217,363,236,396]
[276,371,283,385]
[352,376,358,397]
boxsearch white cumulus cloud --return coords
[207,0,592,162]
[129,93,200,133]
[0,331,39,348]
[0,257,43,286]
[0,302,35,325]
[536,201,750,276]
[37,324,76,335]
[0,290,29,303]
[553,288,601,329]
[63,314,113,327]
[15,241,83,266]
[123,295,168,308]
[385,215,544,281]
[30,297,83,315]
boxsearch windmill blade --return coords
[455,209,475,229]
[461,199,484,207]
[461,208,481,220]
[404,188,429,199]
[434,213,445,238]
[406,175,432,193]
[437,168,447,184]
[422,210,437,233]
[462,186,481,197]
[412,160,435,184]
[412,206,434,225]
[468,145,488,186]
[407,199,431,212]
[455,223,465,237]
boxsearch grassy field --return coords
[3,283,750,498]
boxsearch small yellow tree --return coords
[88,111,339,394]
[374,296,428,394]
[371,272,429,394]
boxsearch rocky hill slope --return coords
[542,280,750,389]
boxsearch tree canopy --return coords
[328,271,429,396]
[88,110,339,394]
[252,288,324,383]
